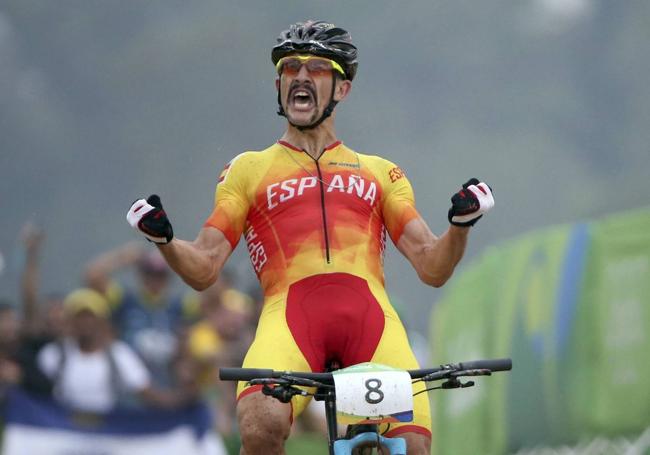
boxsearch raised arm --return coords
[127,195,234,291]
[391,177,494,288]
[84,241,144,294]
[157,227,233,291]
[397,220,469,288]
[20,223,44,332]
[127,155,251,290]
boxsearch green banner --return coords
[567,209,650,436]
[431,248,502,455]
[429,207,650,453]
[503,224,578,448]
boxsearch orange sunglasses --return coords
[275,55,345,78]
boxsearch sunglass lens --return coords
[281,58,302,75]
[279,58,333,76]
[305,59,332,74]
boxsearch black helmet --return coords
[272,20,358,81]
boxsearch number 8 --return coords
[364,378,384,404]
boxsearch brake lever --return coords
[441,378,475,389]
[261,384,308,403]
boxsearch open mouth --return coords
[289,87,316,111]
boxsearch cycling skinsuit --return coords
[205,140,431,438]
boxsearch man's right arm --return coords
[157,226,233,291]
[128,154,251,290]
[127,194,237,291]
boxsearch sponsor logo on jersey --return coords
[327,161,360,169]
[266,174,377,210]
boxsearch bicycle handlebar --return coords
[459,358,512,372]
[407,358,512,377]
[219,358,512,383]
[219,368,278,381]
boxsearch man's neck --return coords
[280,119,338,160]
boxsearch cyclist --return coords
[127,20,494,455]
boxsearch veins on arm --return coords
[397,218,469,288]
[158,227,233,291]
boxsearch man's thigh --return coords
[237,392,292,454]
[237,391,292,430]
[236,297,314,418]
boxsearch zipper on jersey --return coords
[314,160,331,264]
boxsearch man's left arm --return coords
[393,178,494,287]
[397,219,469,288]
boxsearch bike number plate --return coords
[333,362,413,424]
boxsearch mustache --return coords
[288,82,317,100]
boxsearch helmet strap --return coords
[276,73,338,131]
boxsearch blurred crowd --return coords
[0,224,266,452]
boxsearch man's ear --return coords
[334,79,352,102]
[275,78,280,91]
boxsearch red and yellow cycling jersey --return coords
[205,140,419,300]
[204,140,431,437]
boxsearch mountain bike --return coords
[220,357,512,455]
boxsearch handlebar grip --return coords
[459,358,512,372]
[219,368,276,381]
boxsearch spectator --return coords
[85,243,199,388]
[0,225,64,398]
[189,281,254,364]
[37,288,196,413]
[18,225,66,393]
[19,224,65,341]
[0,300,22,397]
[187,278,255,436]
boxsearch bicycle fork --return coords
[318,387,406,455]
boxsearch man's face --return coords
[70,310,105,343]
[276,55,350,127]
[140,270,170,297]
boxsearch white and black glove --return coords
[447,178,494,227]
[126,195,174,244]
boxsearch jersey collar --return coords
[277,140,342,154]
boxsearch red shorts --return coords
[236,273,431,438]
